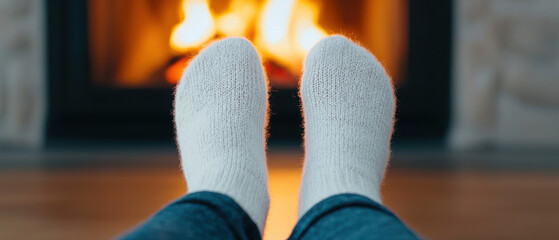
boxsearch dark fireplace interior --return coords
[46,0,451,143]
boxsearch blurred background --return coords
[0,0,558,239]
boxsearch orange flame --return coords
[169,0,215,52]
[167,0,327,84]
[255,0,326,73]
[216,0,258,36]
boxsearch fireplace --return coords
[46,0,452,142]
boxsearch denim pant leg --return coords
[288,194,420,240]
[119,191,261,240]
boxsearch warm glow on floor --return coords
[264,167,302,240]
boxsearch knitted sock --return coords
[174,37,270,233]
[298,35,396,217]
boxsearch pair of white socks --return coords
[174,36,395,234]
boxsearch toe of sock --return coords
[177,37,266,98]
[308,35,383,68]
[194,37,261,69]
[178,37,264,86]
[302,35,392,93]
[305,35,366,65]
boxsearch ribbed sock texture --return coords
[298,35,396,217]
[174,37,270,233]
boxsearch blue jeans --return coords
[120,192,419,240]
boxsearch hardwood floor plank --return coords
[1,155,559,240]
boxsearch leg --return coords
[289,194,418,240]
[121,192,260,240]
[121,37,270,239]
[295,36,418,239]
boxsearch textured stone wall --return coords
[0,0,46,148]
[450,0,559,149]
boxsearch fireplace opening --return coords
[47,0,451,142]
[87,0,408,89]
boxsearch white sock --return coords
[298,35,396,217]
[174,37,270,233]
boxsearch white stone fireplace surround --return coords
[0,0,46,148]
[450,0,559,149]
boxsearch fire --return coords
[169,0,215,52]
[216,0,258,36]
[294,2,327,53]
[260,0,295,45]
[166,0,327,83]
[256,0,326,73]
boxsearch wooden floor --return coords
[1,151,559,240]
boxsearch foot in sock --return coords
[298,35,396,217]
[174,37,270,233]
